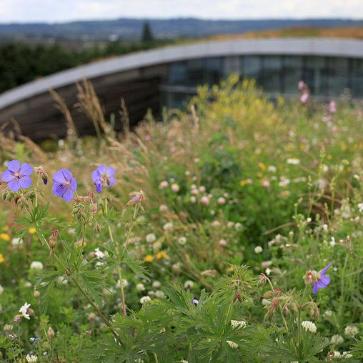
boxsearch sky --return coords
[0,0,363,23]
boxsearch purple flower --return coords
[1,160,33,192]
[52,169,77,202]
[312,263,332,295]
[92,165,116,193]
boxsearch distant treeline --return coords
[0,39,172,93]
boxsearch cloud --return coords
[0,0,362,23]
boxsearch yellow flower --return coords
[0,233,10,242]
[28,227,36,235]
[240,179,252,187]
[258,162,266,171]
[0,254,5,264]
[155,251,169,260]
[144,255,154,263]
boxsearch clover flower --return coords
[140,296,151,305]
[30,261,43,270]
[231,320,247,329]
[344,325,359,337]
[92,165,116,193]
[52,169,77,202]
[25,354,38,363]
[226,340,239,349]
[301,320,317,333]
[1,160,33,192]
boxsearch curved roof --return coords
[1,37,363,110]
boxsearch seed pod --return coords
[49,229,59,250]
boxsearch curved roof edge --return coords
[1,37,363,110]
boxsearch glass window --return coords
[282,56,303,94]
[260,56,283,93]
[326,58,349,96]
[350,59,363,98]
[241,56,262,81]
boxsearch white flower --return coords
[344,325,359,337]
[146,233,156,243]
[26,354,38,362]
[234,222,242,230]
[342,351,353,359]
[116,279,129,288]
[231,320,247,329]
[19,303,31,320]
[330,335,344,345]
[140,296,151,305]
[287,158,300,165]
[324,310,333,318]
[159,181,169,189]
[155,290,165,299]
[219,239,228,247]
[94,248,105,259]
[211,220,221,227]
[159,204,168,212]
[178,237,187,245]
[190,196,197,203]
[184,280,194,289]
[152,281,161,289]
[330,237,336,247]
[11,237,23,247]
[0,284,4,295]
[226,340,238,349]
[254,246,263,254]
[136,283,145,292]
[152,241,162,251]
[217,197,226,205]
[279,177,290,187]
[268,165,277,173]
[30,261,43,270]
[171,183,180,192]
[163,222,173,231]
[200,196,210,206]
[199,186,206,193]
[358,203,363,213]
[301,321,317,333]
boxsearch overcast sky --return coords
[0,0,362,23]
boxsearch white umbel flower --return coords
[146,233,156,243]
[19,303,31,320]
[231,320,247,329]
[226,340,238,349]
[301,321,317,333]
[330,335,344,345]
[254,246,263,254]
[30,261,43,270]
[26,354,38,362]
[344,325,359,337]
[140,296,151,305]
[136,283,145,292]
[11,237,23,247]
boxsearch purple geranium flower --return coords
[92,165,116,193]
[52,169,77,202]
[312,263,332,295]
[1,160,33,192]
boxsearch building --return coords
[0,38,362,140]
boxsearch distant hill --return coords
[1,18,363,41]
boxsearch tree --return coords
[141,21,154,43]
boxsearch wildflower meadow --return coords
[0,77,362,362]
